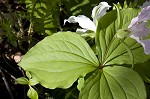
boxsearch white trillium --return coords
[128,3,150,54]
[92,2,111,25]
[64,2,111,33]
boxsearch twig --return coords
[1,68,16,80]
[0,12,6,22]
[0,67,14,99]
[27,21,33,50]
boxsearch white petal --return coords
[75,15,96,32]
[76,28,87,33]
[64,16,76,25]
[139,39,150,54]
[91,2,111,23]
[138,6,150,22]
[64,15,96,32]
[129,22,150,38]
[128,17,138,28]
[92,5,98,20]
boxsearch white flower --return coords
[128,5,150,54]
[64,2,111,33]
[64,15,96,32]
[92,2,111,25]
[128,22,150,38]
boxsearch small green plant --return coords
[16,71,39,99]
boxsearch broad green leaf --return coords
[27,86,38,99]
[79,66,146,99]
[79,70,102,99]
[19,32,99,89]
[16,77,29,85]
[96,8,150,66]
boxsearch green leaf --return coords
[16,77,29,85]
[27,86,38,99]
[96,8,150,66]
[114,4,122,29]
[26,71,32,79]
[26,71,39,86]
[19,31,99,89]
[79,70,102,99]
[116,28,131,38]
[79,66,146,99]
[29,78,39,86]
[77,78,85,91]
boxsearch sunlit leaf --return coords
[19,32,99,89]
[96,8,150,66]
[16,77,29,85]
[29,78,39,86]
[27,86,38,99]
[79,66,146,99]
